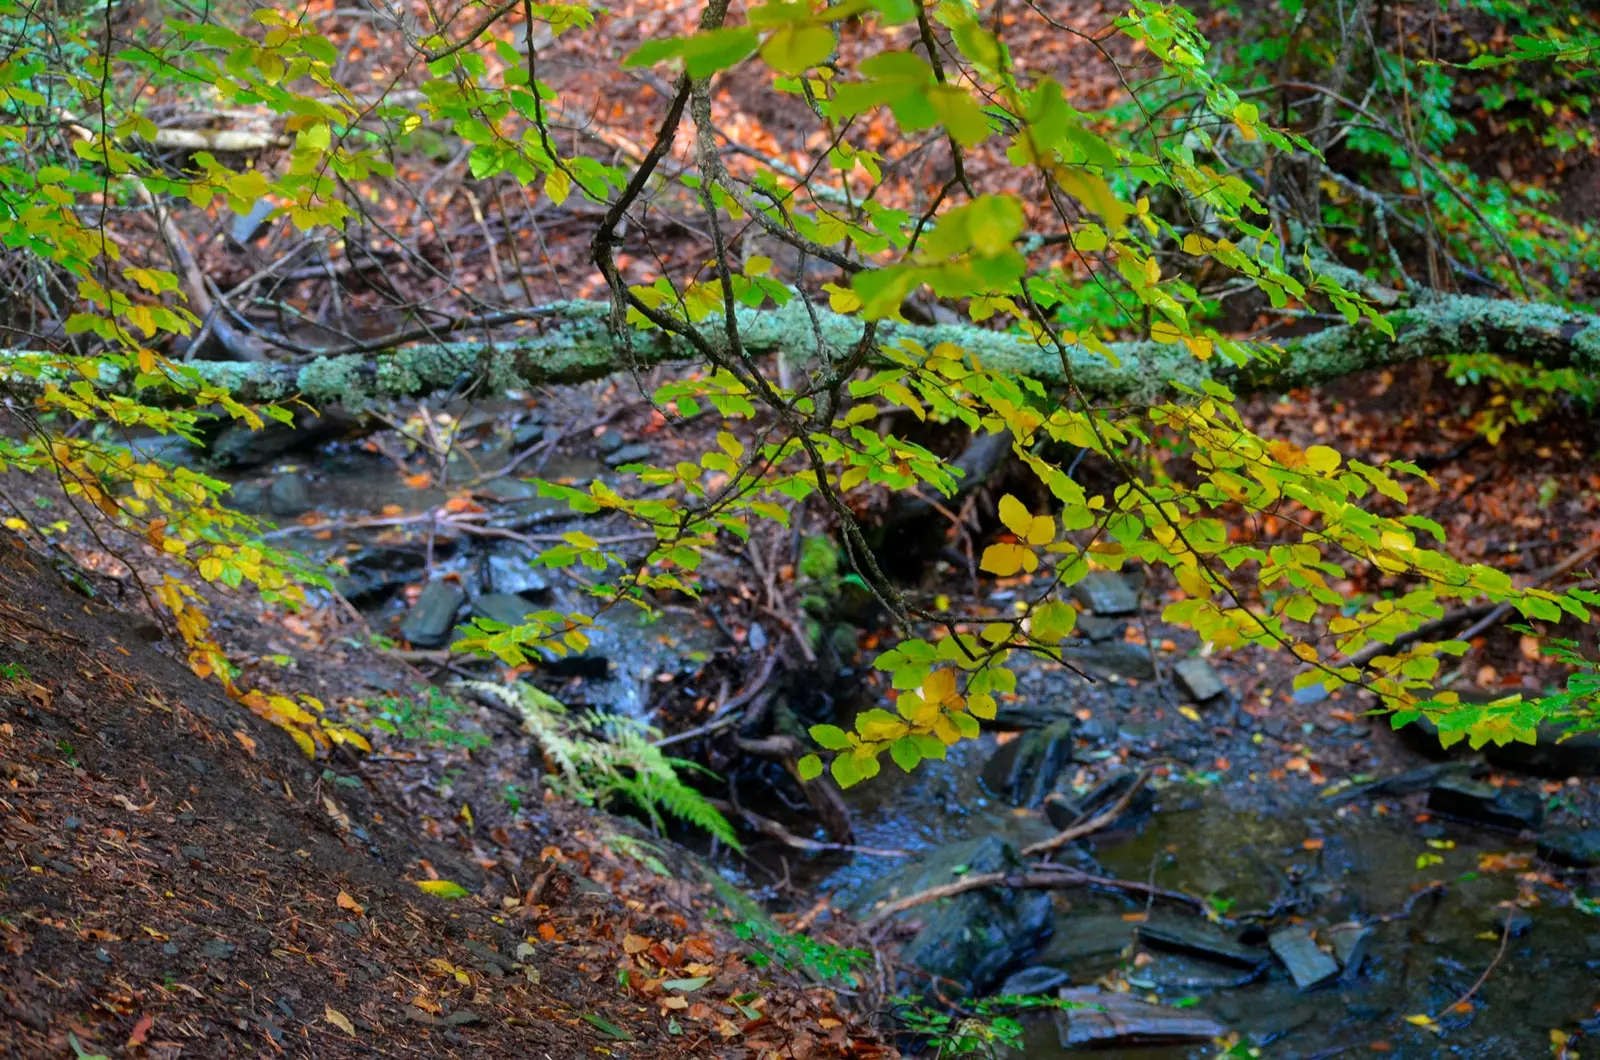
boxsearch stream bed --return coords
[818,725,1600,1059]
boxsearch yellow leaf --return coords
[997,494,1032,536]
[923,669,957,704]
[416,879,469,899]
[980,542,1036,577]
[325,1004,356,1036]
[1403,1014,1440,1033]
[1177,705,1201,723]
[745,255,772,276]
[337,889,365,915]
[1305,445,1341,474]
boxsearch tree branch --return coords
[6,292,1596,409]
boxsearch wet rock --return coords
[604,443,654,467]
[595,429,626,454]
[1173,657,1226,702]
[267,473,313,517]
[1056,987,1226,1048]
[1131,953,1262,990]
[512,422,545,447]
[992,700,1075,730]
[997,965,1070,996]
[333,547,426,607]
[1426,775,1543,832]
[1486,728,1600,778]
[1137,919,1271,970]
[471,593,540,628]
[1325,760,1483,805]
[1538,827,1600,868]
[1070,571,1139,616]
[399,581,467,648]
[981,721,1074,808]
[485,548,553,599]
[1075,614,1126,643]
[862,836,1052,995]
[1033,915,1137,966]
[1268,926,1339,990]
[1046,770,1156,833]
[1062,642,1156,681]
[1481,906,1533,938]
[209,411,358,470]
[1325,922,1373,980]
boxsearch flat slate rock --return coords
[1070,571,1140,616]
[998,965,1071,996]
[1538,827,1600,867]
[1268,926,1340,990]
[1426,775,1543,832]
[981,720,1074,808]
[399,580,467,648]
[1324,922,1374,980]
[604,443,655,467]
[1056,987,1226,1048]
[1075,614,1127,643]
[472,592,541,628]
[1033,916,1137,965]
[1062,641,1156,681]
[1172,657,1226,702]
[1136,920,1270,970]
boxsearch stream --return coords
[185,418,1600,1059]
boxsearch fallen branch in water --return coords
[1025,767,1153,857]
[863,865,1204,929]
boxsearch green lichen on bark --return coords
[4,291,1597,408]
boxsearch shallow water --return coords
[819,734,1600,1059]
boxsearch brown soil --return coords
[0,535,879,1059]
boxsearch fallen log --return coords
[4,290,1598,409]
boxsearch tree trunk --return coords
[6,293,1597,409]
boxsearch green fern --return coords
[459,680,739,849]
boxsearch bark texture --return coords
[6,293,1598,408]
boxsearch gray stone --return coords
[1062,641,1156,681]
[512,422,545,447]
[1135,953,1262,990]
[399,580,467,648]
[1070,570,1140,616]
[604,443,655,467]
[1325,922,1373,981]
[981,721,1074,808]
[1075,614,1126,643]
[862,836,1052,995]
[200,939,237,961]
[1267,926,1339,990]
[1173,657,1226,702]
[595,429,626,454]
[997,965,1070,996]
[1056,988,1225,1048]
[992,700,1075,730]
[1033,915,1137,966]
[1137,920,1270,970]
[267,473,313,517]
[1538,828,1600,867]
[485,549,553,599]
[333,547,426,607]
[1426,775,1543,832]
[471,593,541,628]
[1047,770,1156,832]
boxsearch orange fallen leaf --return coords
[336,890,365,915]
[127,1013,154,1048]
[538,922,559,942]
[232,731,256,756]
[404,472,433,489]
[1302,838,1324,851]
[623,933,650,954]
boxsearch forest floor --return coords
[0,536,884,1059]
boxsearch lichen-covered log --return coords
[4,293,1598,408]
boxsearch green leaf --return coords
[582,1013,635,1040]
[1031,600,1077,642]
[797,754,823,780]
[810,724,851,750]
[663,976,711,992]
[624,28,760,76]
[889,736,921,773]
[761,23,833,73]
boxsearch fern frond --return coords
[454,680,739,849]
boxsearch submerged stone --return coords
[334,547,426,607]
[1324,922,1373,981]
[1062,641,1156,681]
